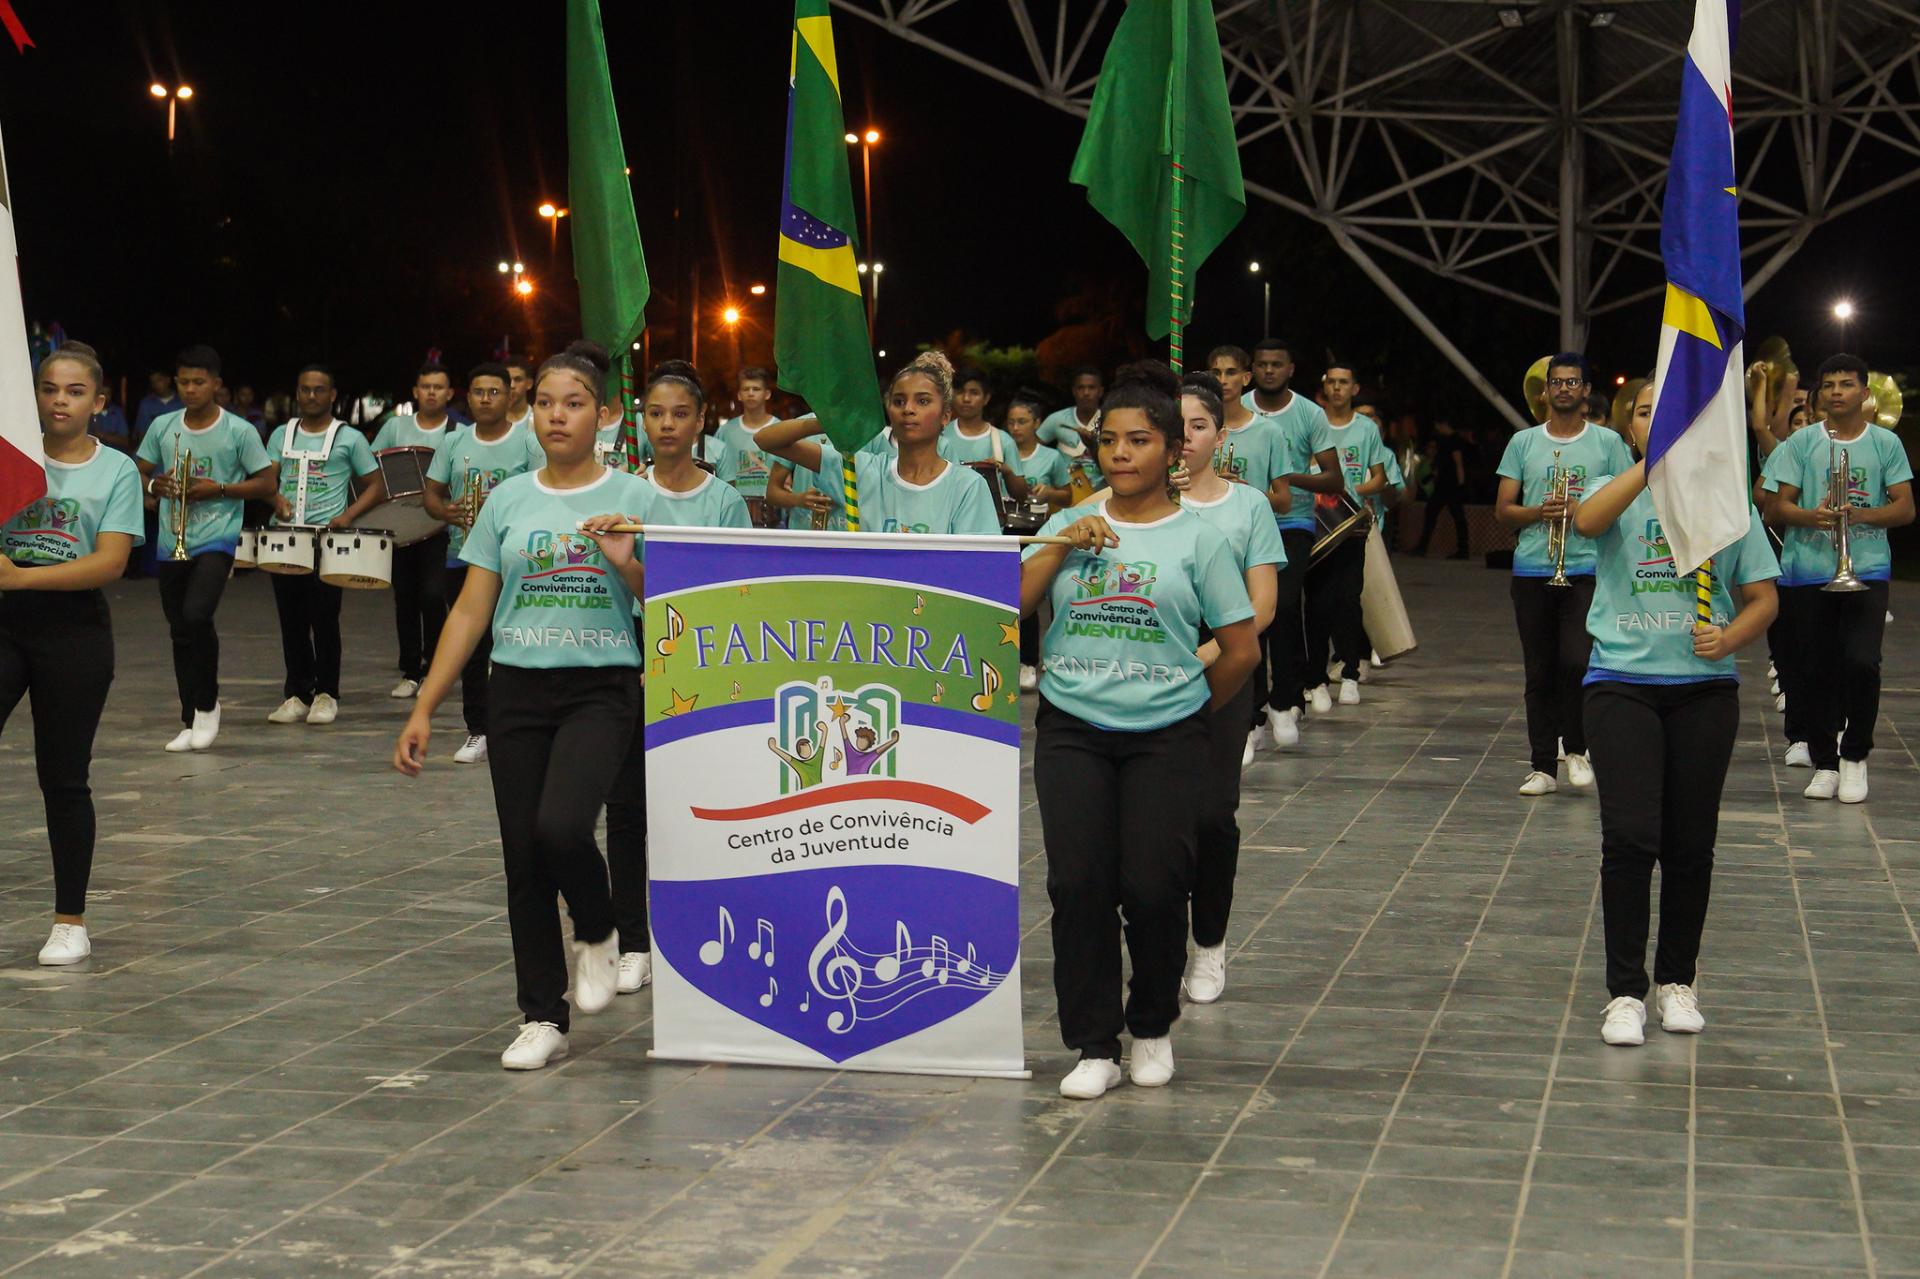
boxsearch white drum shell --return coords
[257,526,321,576]
[319,528,395,590]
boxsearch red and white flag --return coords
[0,123,45,522]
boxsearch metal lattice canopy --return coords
[833,0,1920,426]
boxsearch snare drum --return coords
[233,527,260,570]
[319,527,395,589]
[965,461,1014,532]
[1309,493,1371,567]
[256,525,322,575]
[365,446,448,547]
[742,496,786,530]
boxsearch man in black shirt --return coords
[1414,417,1471,559]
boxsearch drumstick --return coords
[586,521,1072,546]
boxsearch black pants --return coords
[1192,682,1255,949]
[1256,527,1314,719]
[1786,582,1889,769]
[444,566,493,735]
[1417,491,1468,555]
[270,570,343,702]
[1036,696,1209,1061]
[1512,574,1596,772]
[1769,590,1809,745]
[1305,533,1367,685]
[1586,680,1737,1000]
[487,664,634,1031]
[0,592,115,916]
[392,533,449,681]
[157,551,232,724]
[606,687,649,955]
[1019,613,1040,667]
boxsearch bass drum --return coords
[1361,525,1417,662]
[365,446,449,546]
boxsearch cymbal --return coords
[1522,355,1550,424]
[1866,371,1904,431]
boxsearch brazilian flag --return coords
[775,0,883,478]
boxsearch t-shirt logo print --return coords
[1069,559,1159,604]
[1636,518,1674,569]
[518,530,603,576]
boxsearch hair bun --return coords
[647,358,703,395]
[1113,360,1181,398]
[563,339,612,377]
[1180,370,1225,401]
[55,340,101,362]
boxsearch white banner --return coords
[642,528,1027,1077]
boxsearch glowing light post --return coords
[1249,260,1269,336]
[149,83,194,148]
[846,128,881,335]
[538,202,569,266]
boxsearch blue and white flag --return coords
[1645,0,1746,578]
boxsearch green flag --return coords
[566,0,649,359]
[1070,0,1246,346]
[775,0,883,470]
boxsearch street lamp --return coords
[857,262,885,338]
[1248,260,1270,335]
[1834,299,1856,348]
[749,283,767,296]
[847,128,882,334]
[514,277,534,298]
[722,306,741,326]
[149,82,193,145]
[538,202,569,262]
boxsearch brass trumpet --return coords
[168,448,193,561]
[1213,438,1238,480]
[1544,448,1572,588]
[1822,442,1867,593]
[453,467,485,530]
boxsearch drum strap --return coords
[282,419,344,525]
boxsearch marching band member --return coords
[1022,362,1260,1099]
[757,351,1001,536]
[767,443,847,532]
[394,341,650,1071]
[264,365,385,727]
[1171,372,1284,1005]
[938,367,1030,503]
[603,362,753,995]
[0,344,144,965]
[1303,362,1390,709]
[1760,354,1914,802]
[135,345,276,752]
[373,362,458,700]
[1574,379,1778,1048]
[423,363,545,763]
[1037,365,1104,490]
[715,365,779,520]
[1006,389,1073,690]
[1494,353,1633,796]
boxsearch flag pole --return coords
[1169,152,1185,374]
[1694,560,1713,625]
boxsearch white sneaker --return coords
[1309,685,1333,714]
[1804,769,1839,800]
[267,697,309,724]
[1338,679,1360,706]
[500,1021,568,1070]
[187,703,220,750]
[1767,661,1777,679]
[1129,1036,1175,1087]
[1837,759,1868,804]
[305,694,338,725]
[164,728,195,753]
[1770,679,1781,696]
[1557,737,1566,762]
[1183,944,1226,1004]
[389,678,420,700]
[1267,706,1299,748]
[617,951,652,994]
[1058,1057,1123,1100]
[37,923,90,966]
[1774,692,1787,712]
[1565,753,1595,789]
[1241,731,1256,769]
[1601,995,1647,1046]
[1361,657,1375,683]
[1518,770,1557,796]
[1784,741,1812,768]
[1018,664,1039,692]
[1655,983,1705,1034]
[571,931,620,1015]
[453,734,488,764]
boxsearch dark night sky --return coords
[0,1,1910,420]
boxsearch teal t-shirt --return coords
[1025,503,1253,731]
[1014,442,1071,492]
[266,420,378,527]
[429,423,546,564]
[714,416,778,498]
[634,470,753,545]
[1381,450,1406,522]
[1584,485,1779,684]
[458,467,652,670]
[818,452,1001,535]
[1180,482,1289,574]
[2,440,145,566]
[783,441,850,532]
[939,422,1017,467]
[371,414,456,454]
[1496,424,1636,577]
[1760,423,1912,586]
[1243,391,1333,532]
[594,422,639,472]
[1318,416,1394,521]
[135,408,273,556]
[1038,407,1100,483]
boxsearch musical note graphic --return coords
[932,682,944,704]
[830,749,843,770]
[874,921,914,983]
[970,662,1001,712]
[730,680,742,702]
[760,977,778,1008]
[748,918,776,968]
[656,602,686,657]
[650,656,666,677]
[923,935,952,985]
[912,594,925,616]
[799,991,810,1012]
[958,943,977,976]
[698,907,735,966]
[795,886,1009,1037]
[807,887,863,1033]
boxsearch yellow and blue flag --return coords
[1645,0,1747,578]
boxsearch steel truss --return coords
[833,0,1920,426]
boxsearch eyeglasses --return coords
[469,388,503,399]
[1546,377,1586,389]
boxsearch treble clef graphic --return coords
[806,886,863,1033]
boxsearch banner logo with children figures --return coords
[642,527,1026,1077]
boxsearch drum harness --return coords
[280,419,346,526]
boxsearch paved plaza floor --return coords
[0,558,1917,1277]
